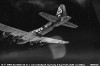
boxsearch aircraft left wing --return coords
[39,12,58,22]
[0,23,28,36]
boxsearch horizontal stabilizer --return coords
[39,12,58,22]
[62,21,78,28]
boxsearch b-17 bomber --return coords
[0,4,78,45]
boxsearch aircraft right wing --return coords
[62,21,78,28]
[0,23,28,37]
[39,12,58,22]
[30,36,69,44]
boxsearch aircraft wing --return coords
[0,23,28,36]
[30,37,69,44]
[39,12,58,22]
[62,21,78,28]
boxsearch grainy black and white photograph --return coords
[0,0,100,64]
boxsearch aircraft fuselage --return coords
[33,15,71,35]
[17,15,71,44]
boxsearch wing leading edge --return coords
[0,23,28,36]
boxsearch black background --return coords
[0,0,100,64]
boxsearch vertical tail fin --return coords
[56,4,67,17]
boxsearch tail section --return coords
[56,4,67,17]
[56,4,78,28]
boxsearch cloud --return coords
[49,36,67,59]
[10,0,57,11]
[28,0,45,8]
[76,0,86,4]
[28,0,57,10]
[70,0,88,7]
